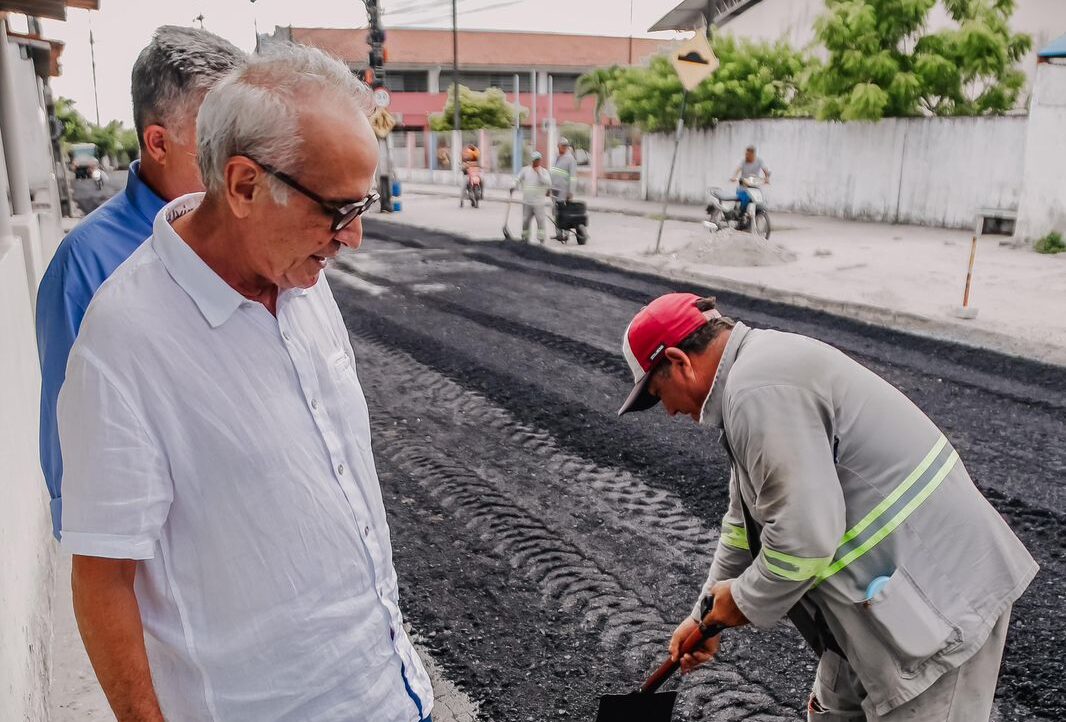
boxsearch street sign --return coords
[670,33,719,92]
[370,107,396,138]
[373,87,391,109]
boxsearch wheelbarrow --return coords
[595,600,727,722]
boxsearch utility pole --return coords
[363,0,393,211]
[88,16,100,125]
[451,0,461,176]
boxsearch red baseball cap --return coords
[617,293,713,415]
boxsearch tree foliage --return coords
[56,97,140,163]
[809,0,1031,120]
[609,34,811,133]
[429,85,520,130]
[576,66,624,124]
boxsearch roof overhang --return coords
[649,0,766,32]
[0,0,98,21]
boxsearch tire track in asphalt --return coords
[354,339,795,721]
[338,231,1066,721]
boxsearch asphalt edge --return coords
[366,215,1066,370]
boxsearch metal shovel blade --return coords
[595,691,677,722]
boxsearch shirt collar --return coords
[123,159,167,225]
[152,193,248,329]
[699,321,752,427]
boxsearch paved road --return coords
[332,219,1066,722]
[65,179,1066,720]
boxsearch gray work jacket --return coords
[550,151,577,197]
[692,322,1037,716]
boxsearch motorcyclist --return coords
[550,137,578,241]
[460,143,482,202]
[731,145,770,228]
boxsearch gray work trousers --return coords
[809,606,1011,722]
[522,202,547,242]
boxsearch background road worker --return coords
[617,293,1038,722]
[550,137,577,241]
[512,151,551,243]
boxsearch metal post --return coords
[0,22,32,215]
[88,16,100,125]
[512,73,521,177]
[548,74,557,165]
[654,90,688,254]
[451,0,460,134]
[530,69,537,156]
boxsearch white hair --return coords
[196,42,374,203]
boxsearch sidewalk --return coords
[382,183,1066,366]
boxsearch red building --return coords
[269,26,672,131]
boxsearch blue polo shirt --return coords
[36,160,166,540]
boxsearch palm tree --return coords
[575,66,621,125]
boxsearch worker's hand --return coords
[707,580,750,628]
[730,176,738,182]
[669,617,720,674]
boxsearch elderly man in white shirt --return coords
[58,44,432,722]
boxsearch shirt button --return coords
[337,463,345,475]
[310,398,318,410]
[282,331,291,341]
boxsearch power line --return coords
[390,0,523,25]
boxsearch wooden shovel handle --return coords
[639,609,727,694]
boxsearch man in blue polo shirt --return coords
[36,26,243,539]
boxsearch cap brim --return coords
[617,370,660,416]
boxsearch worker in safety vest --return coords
[617,293,1037,722]
[550,137,577,241]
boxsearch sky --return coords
[19,0,684,127]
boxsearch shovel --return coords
[502,190,515,240]
[595,601,727,722]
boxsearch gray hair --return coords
[196,42,374,204]
[131,26,245,145]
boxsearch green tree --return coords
[809,0,1031,120]
[90,120,124,163]
[55,97,92,145]
[119,127,140,163]
[429,85,520,130]
[575,66,623,124]
[609,34,811,133]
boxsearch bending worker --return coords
[617,293,1037,721]
[511,151,551,243]
[550,137,577,241]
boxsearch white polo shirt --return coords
[59,194,432,722]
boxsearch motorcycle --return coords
[704,176,771,240]
[460,164,483,208]
[90,167,105,190]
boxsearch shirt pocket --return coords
[326,349,373,452]
[857,565,962,675]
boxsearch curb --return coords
[368,215,1066,369]
[402,186,702,224]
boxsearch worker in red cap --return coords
[618,293,1036,722]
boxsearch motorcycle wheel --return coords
[576,225,588,246]
[471,191,479,209]
[753,210,771,240]
[706,208,725,232]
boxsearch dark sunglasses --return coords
[240,154,379,232]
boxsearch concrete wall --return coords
[642,116,1027,228]
[1015,61,1066,242]
[0,230,55,722]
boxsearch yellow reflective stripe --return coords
[761,548,833,582]
[835,436,948,549]
[721,522,749,551]
[814,449,959,586]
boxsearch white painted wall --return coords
[642,116,1027,228]
[1015,61,1066,242]
[0,231,55,722]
